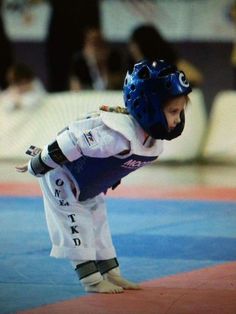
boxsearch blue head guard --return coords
[123,60,192,140]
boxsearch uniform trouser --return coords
[38,167,117,261]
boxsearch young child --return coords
[16,60,191,294]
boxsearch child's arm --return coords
[20,135,81,177]
[16,123,130,177]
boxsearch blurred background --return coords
[0,0,235,108]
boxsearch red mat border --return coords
[0,182,236,201]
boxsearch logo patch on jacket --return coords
[83,131,97,147]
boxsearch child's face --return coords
[163,95,187,131]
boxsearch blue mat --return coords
[0,196,236,313]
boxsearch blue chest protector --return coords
[65,154,157,201]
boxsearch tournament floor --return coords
[0,161,236,314]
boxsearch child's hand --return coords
[15,163,28,173]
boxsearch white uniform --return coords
[37,111,163,262]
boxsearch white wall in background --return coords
[101,0,236,42]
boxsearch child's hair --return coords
[100,105,129,114]
[163,94,190,108]
[7,63,35,85]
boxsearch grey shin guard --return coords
[75,261,103,286]
[96,258,119,275]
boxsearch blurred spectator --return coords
[69,27,123,91]
[128,24,203,87]
[0,63,46,111]
[0,0,13,89]
[46,0,100,92]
